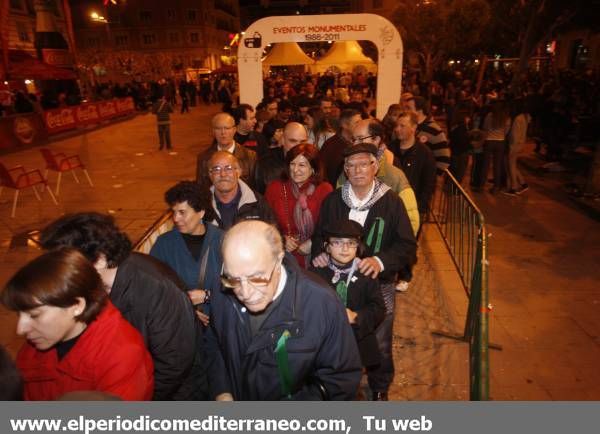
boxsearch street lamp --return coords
[89,9,113,57]
[90,11,109,24]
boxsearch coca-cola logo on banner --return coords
[13,117,36,144]
[41,49,73,68]
[76,104,100,123]
[98,101,117,118]
[115,98,134,113]
[45,108,76,130]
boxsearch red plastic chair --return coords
[0,162,58,218]
[40,148,94,196]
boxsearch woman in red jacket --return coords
[265,143,333,268]
[1,248,154,401]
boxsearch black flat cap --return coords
[323,219,363,239]
[343,142,378,158]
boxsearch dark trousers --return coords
[180,99,190,113]
[367,283,395,393]
[158,124,172,149]
[480,140,505,188]
[470,151,484,187]
[450,153,469,184]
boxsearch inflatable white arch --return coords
[238,14,403,119]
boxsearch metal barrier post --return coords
[133,209,173,253]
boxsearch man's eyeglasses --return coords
[344,160,375,172]
[328,239,359,249]
[221,259,280,289]
[352,135,375,143]
[208,165,236,175]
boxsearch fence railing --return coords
[133,209,173,253]
[429,169,496,401]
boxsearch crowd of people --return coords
[0,73,238,117]
[1,64,598,401]
[407,66,599,192]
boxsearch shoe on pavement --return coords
[396,280,409,292]
[372,392,388,401]
[517,184,529,194]
[502,189,518,196]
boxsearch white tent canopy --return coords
[262,42,315,66]
[310,40,377,74]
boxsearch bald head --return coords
[222,221,284,313]
[223,220,283,262]
[352,118,385,148]
[208,150,240,169]
[352,119,372,137]
[282,122,308,154]
[212,113,236,149]
[212,112,235,127]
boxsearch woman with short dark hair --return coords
[150,181,223,326]
[1,248,153,401]
[265,143,333,268]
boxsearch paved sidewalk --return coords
[390,223,470,400]
[468,144,600,400]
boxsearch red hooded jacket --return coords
[17,301,154,401]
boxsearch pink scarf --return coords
[289,181,315,242]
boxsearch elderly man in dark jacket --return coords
[311,143,417,401]
[40,212,206,400]
[206,220,361,401]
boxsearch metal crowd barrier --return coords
[133,209,173,253]
[428,169,498,401]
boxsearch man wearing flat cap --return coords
[311,142,417,401]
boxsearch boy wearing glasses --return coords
[311,219,385,395]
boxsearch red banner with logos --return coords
[43,97,135,135]
[41,49,73,68]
